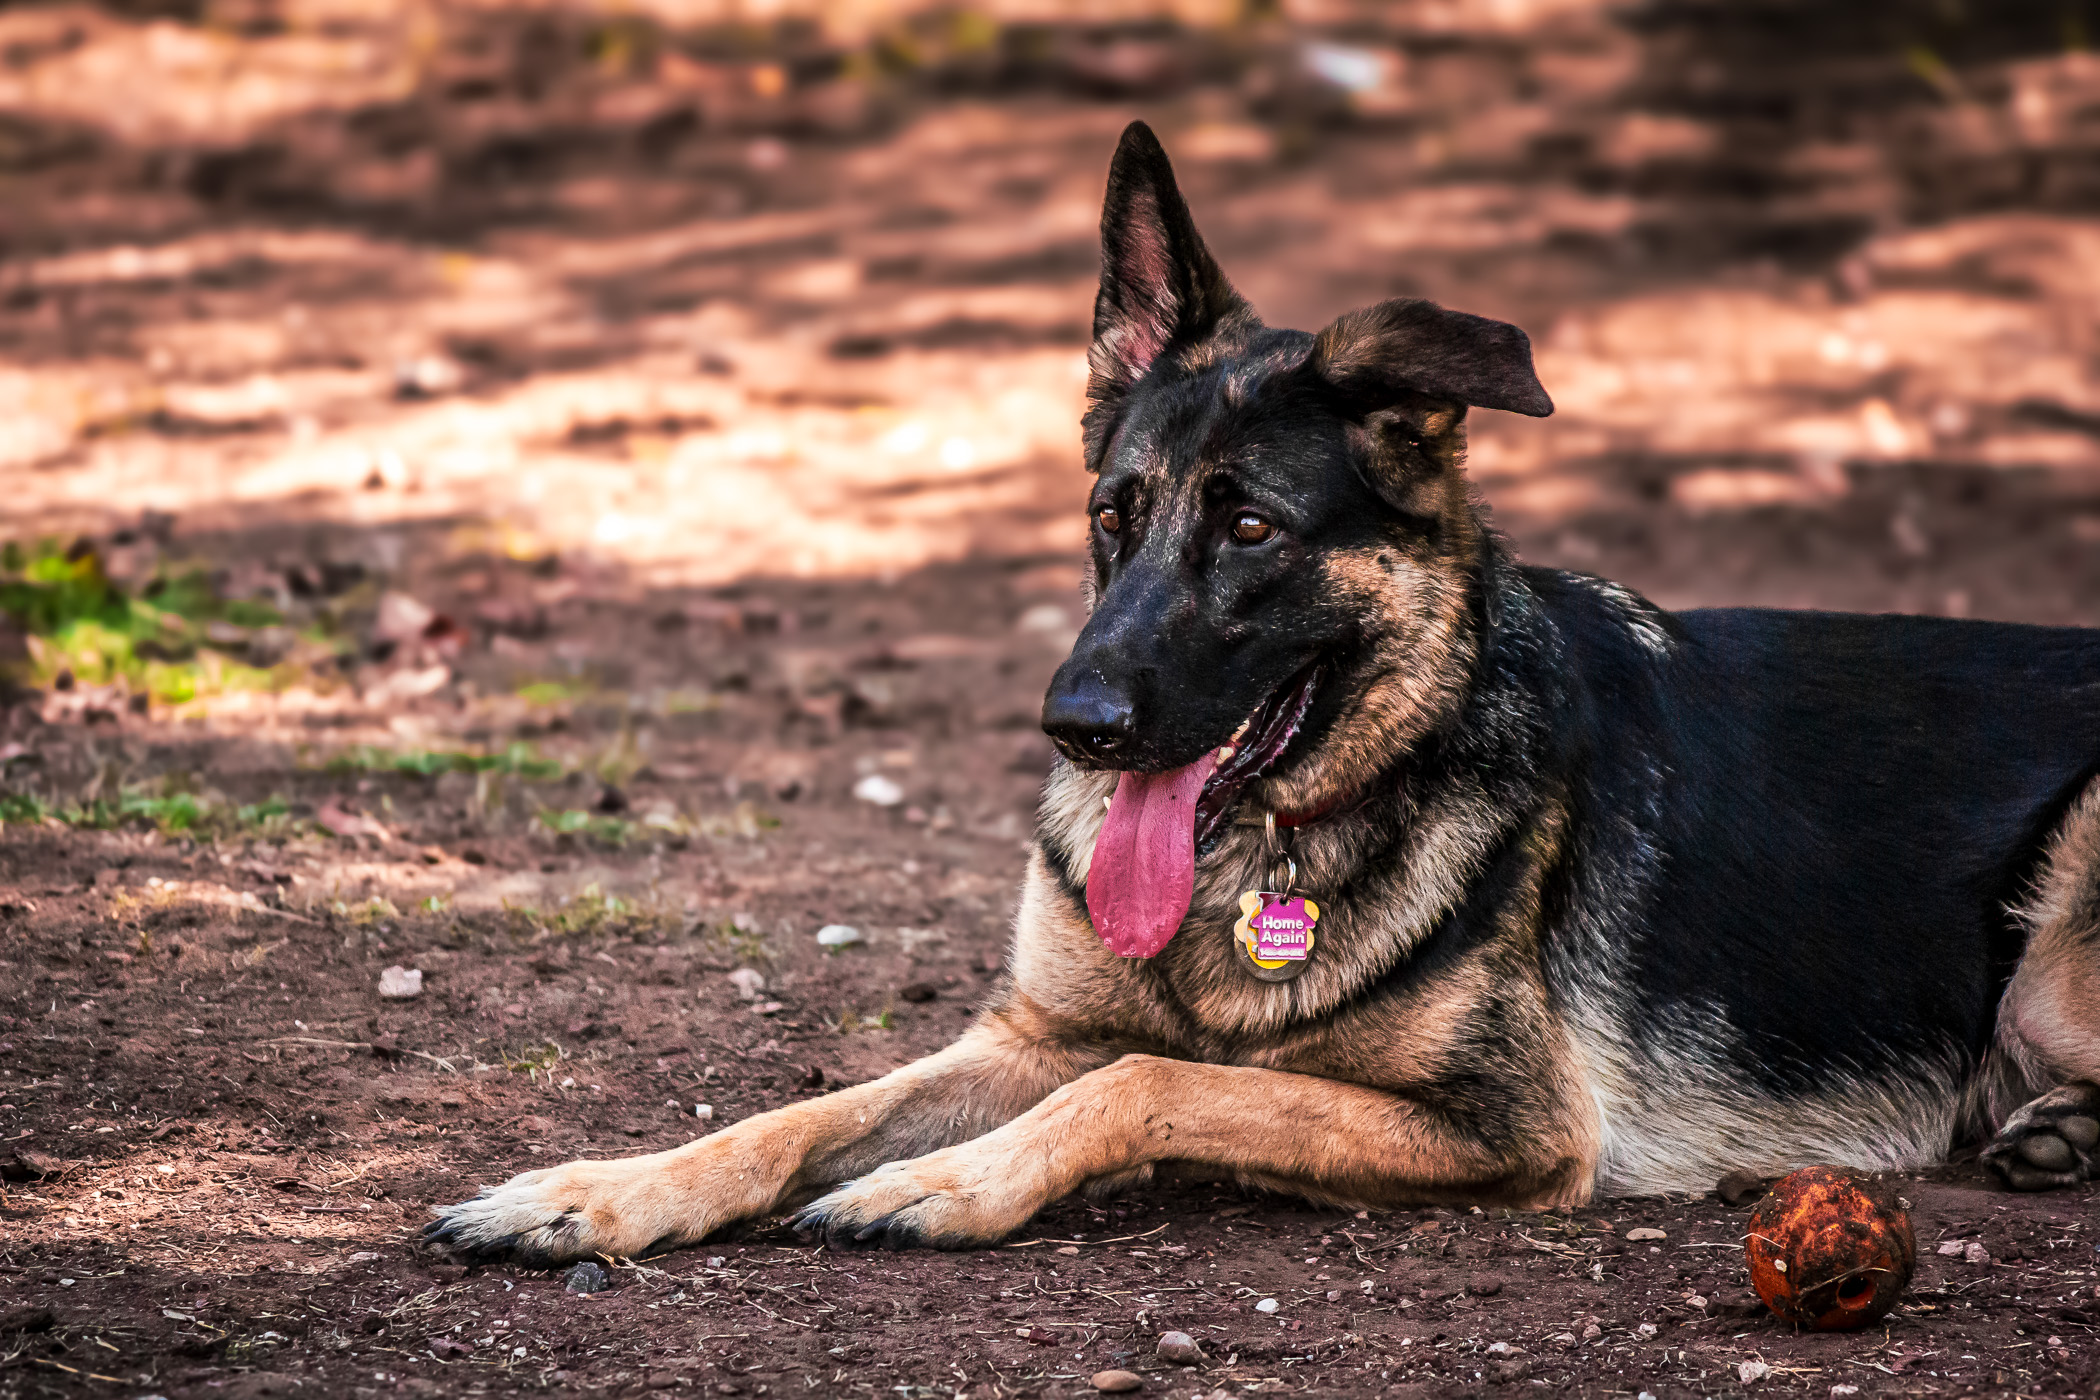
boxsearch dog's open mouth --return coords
[1085,663,1320,959]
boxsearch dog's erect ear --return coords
[1307,298,1553,420]
[1087,122,1253,421]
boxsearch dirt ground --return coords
[5,1,2100,1397]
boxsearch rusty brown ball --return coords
[1743,1165,1916,1330]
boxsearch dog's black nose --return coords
[1042,677,1136,764]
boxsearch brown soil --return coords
[4,2,2100,1398]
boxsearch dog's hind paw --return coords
[1982,1082,2100,1191]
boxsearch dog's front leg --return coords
[793,1054,1592,1248]
[427,1002,1111,1264]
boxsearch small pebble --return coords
[564,1262,610,1295]
[727,968,765,1000]
[694,1104,713,1121]
[815,924,864,950]
[378,966,422,999]
[1624,1227,1666,1241]
[1091,1370,1142,1394]
[1963,1241,1992,1265]
[1156,1330,1206,1365]
[1253,1297,1280,1314]
[852,774,904,807]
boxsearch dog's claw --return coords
[789,1157,1018,1251]
[796,1204,930,1251]
[422,1176,607,1267]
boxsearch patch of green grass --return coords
[503,1040,567,1083]
[324,741,562,781]
[0,792,51,825]
[524,799,776,847]
[695,800,779,838]
[693,915,774,966]
[499,882,680,942]
[836,1005,895,1034]
[516,678,596,707]
[70,790,211,832]
[535,807,636,846]
[0,538,340,705]
[333,896,403,925]
[654,688,720,716]
[0,783,294,837]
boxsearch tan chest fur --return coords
[1021,759,1564,1074]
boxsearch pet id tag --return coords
[1234,812,1320,982]
[1233,889,1319,983]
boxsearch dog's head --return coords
[1043,123,1552,956]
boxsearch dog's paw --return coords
[1982,1082,2100,1191]
[426,1156,709,1265]
[789,1150,1043,1251]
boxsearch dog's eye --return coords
[1230,513,1275,546]
[1095,506,1121,535]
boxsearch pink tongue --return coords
[1086,754,1217,958]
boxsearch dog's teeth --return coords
[1216,745,1236,763]
[1231,720,1251,741]
[1103,795,1113,812]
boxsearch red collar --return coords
[1267,782,1380,829]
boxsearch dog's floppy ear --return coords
[1306,298,1553,420]
[1086,122,1253,434]
[1306,299,1550,519]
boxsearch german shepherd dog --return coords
[430,121,2100,1263]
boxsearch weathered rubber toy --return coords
[1743,1165,1916,1330]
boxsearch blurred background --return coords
[9,0,2100,641]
